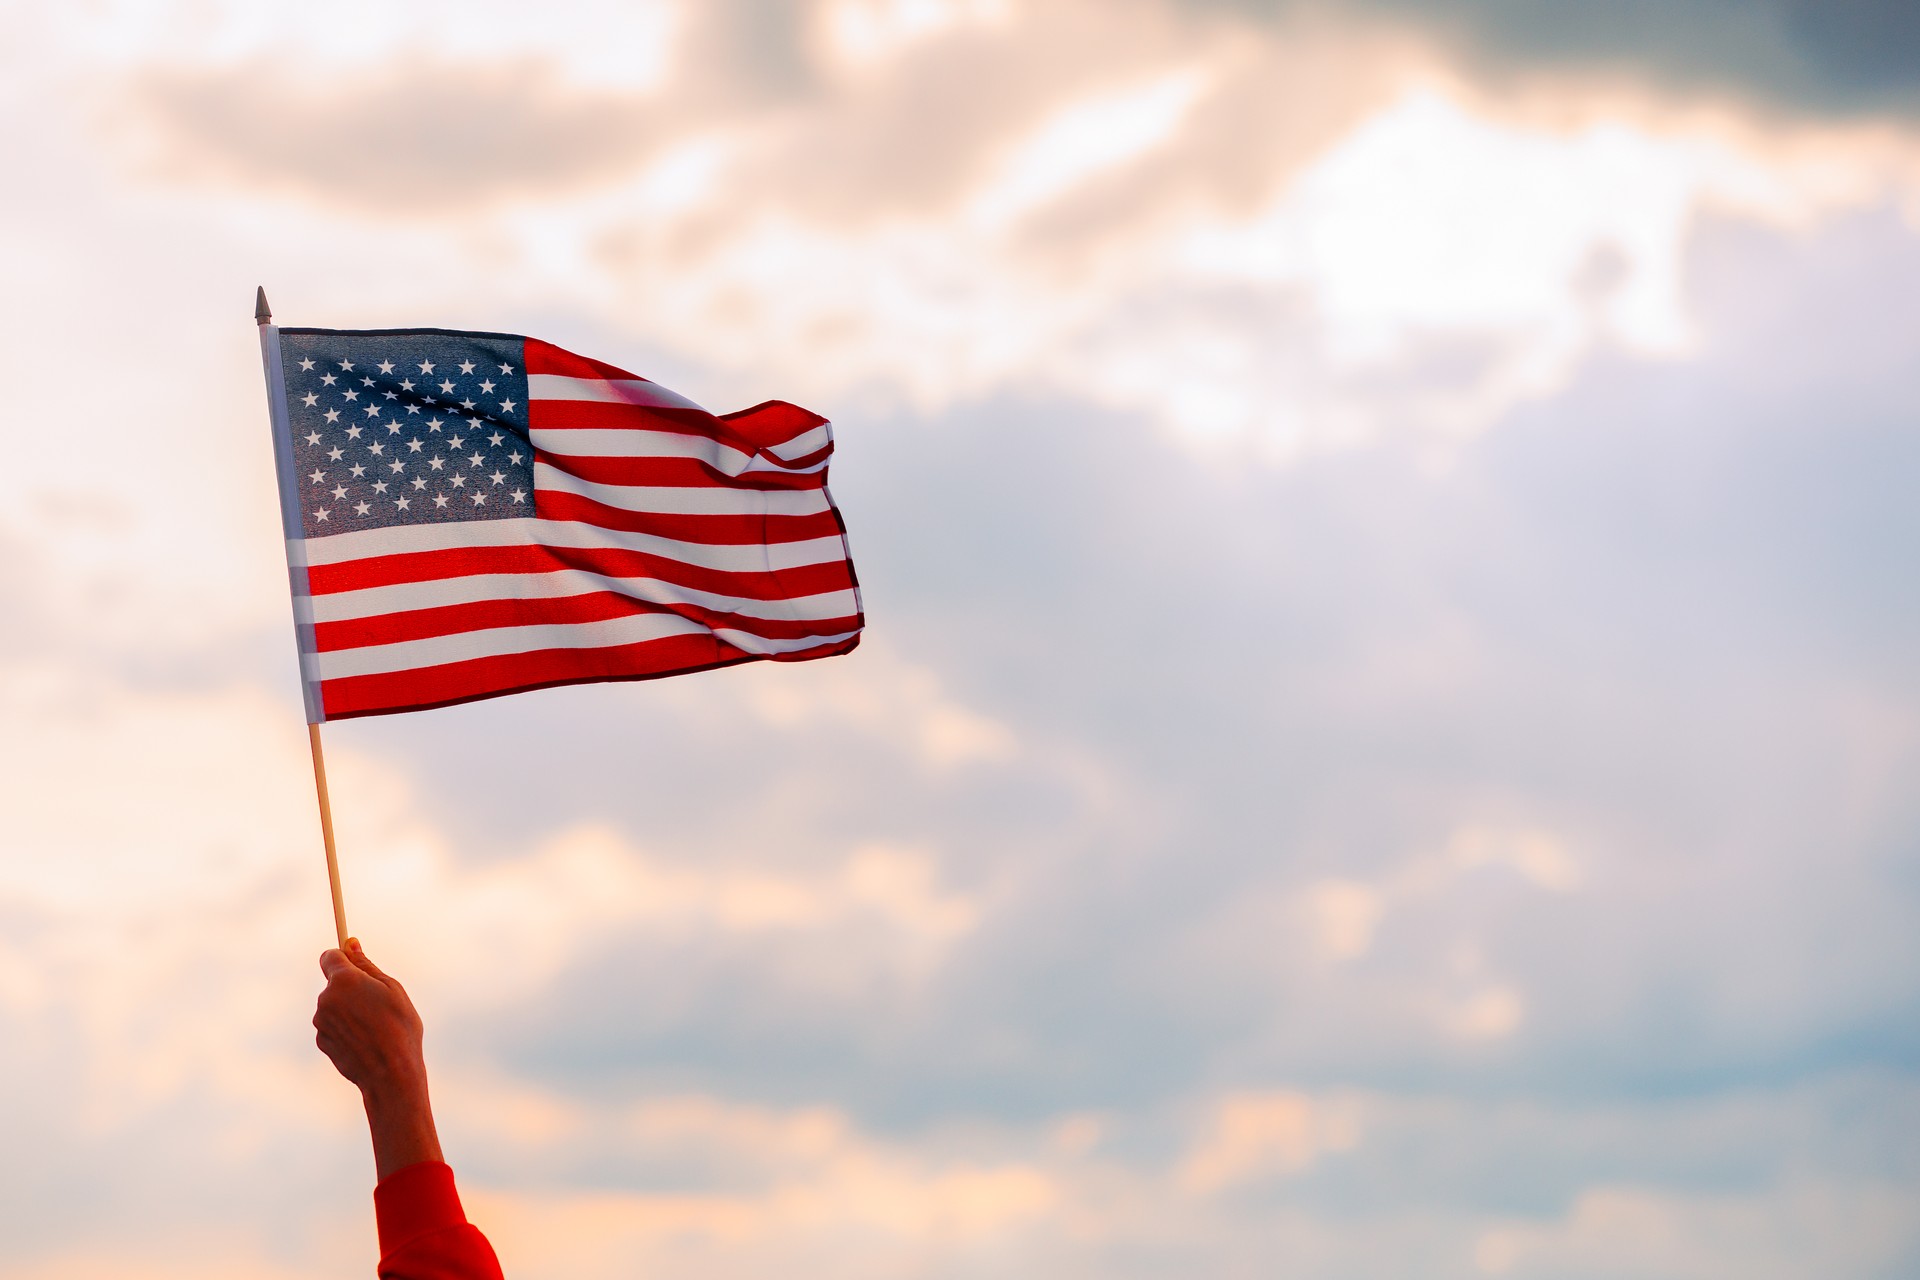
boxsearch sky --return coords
[1,1,1918,1276]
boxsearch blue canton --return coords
[279,329,533,539]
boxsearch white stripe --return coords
[528,373,706,413]
[715,626,857,655]
[312,614,857,681]
[767,424,832,460]
[309,569,860,626]
[536,462,832,516]
[294,520,849,574]
[314,612,706,679]
[532,428,828,477]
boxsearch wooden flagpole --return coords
[257,286,351,948]
[307,724,351,948]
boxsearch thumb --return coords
[344,937,394,984]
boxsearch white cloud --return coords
[1177,1090,1362,1193]
[966,66,1211,229]
[821,0,1014,70]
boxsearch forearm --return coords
[364,1081,445,1182]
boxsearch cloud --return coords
[89,3,1919,455]
[1472,1180,1920,1279]
[113,62,675,213]
[1385,0,1920,118]
[3,2,1920,1275]
[1177,1090,1362,1192]
[1207,0,1920,120]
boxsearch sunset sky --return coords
[1,2,1918,1276]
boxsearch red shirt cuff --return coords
[373,1161,470,1257]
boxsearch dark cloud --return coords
[1216,0,1920,117]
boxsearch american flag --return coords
[259,326,862,721]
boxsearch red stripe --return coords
[534,490,846,544]
[773,444,833,472]
[530,398,725,434]
[536,451,826,491]
[306,540,856,600]
[717,400,829,451]
[523,337,644,382]
[318,630,861,720]
[529,399,827,464]
[315,588,860,651]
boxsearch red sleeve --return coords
[373,1161,505,1280]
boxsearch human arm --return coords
[315,941,505,1280]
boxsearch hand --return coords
[315,940,427,1100]
[315,940,444,1179]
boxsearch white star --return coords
[449,435,465,449]
[466,417,482,429]
[342,390,358,402]
[499,363,514,374]
[460,399,476,410]
[511,489,527,503]
[331,484,348,499]
[328,447,344,461]
[405,405,420,415]
[469,453,484,467]
[304,431,321,446]
[369,442,385,456]
[377,360,394,374]
[338,359,354,371]
[354,501,371,516]
[400,379,414,391]
[459,360,475,374]
[450,474,466,488]
[298,358,316,371]
[418,360,435,374]
[364,405,381,417]
[309,470,325,484]
[479,379,495,393]
[321,373,336,386]
[324,408,340,423]
[316,508,330,521]
[361,376,374,387]
[488,432,503,446]
[407,439,423,453]
[498,399,517,413]
[386,422,401,435]
[301,392,318,407]
[433,493,449,508]
[350,463,366,477]
[411,477,428,490]
[507,450,524,464]
[373,481,388,494]
[345,425,362,439]
[439,380,455,394]
[472,492,486,506]
[390,459,405,473]
[427,417,444,431]
[384,390,398,400]
[396,496,411,510]
[428,456,445,470]
[489,471,505,485]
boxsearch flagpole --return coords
[307,724,351,948]
[257,286,351,949]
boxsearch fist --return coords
[313,941,428,1103]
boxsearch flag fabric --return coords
[258,326,862,722]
